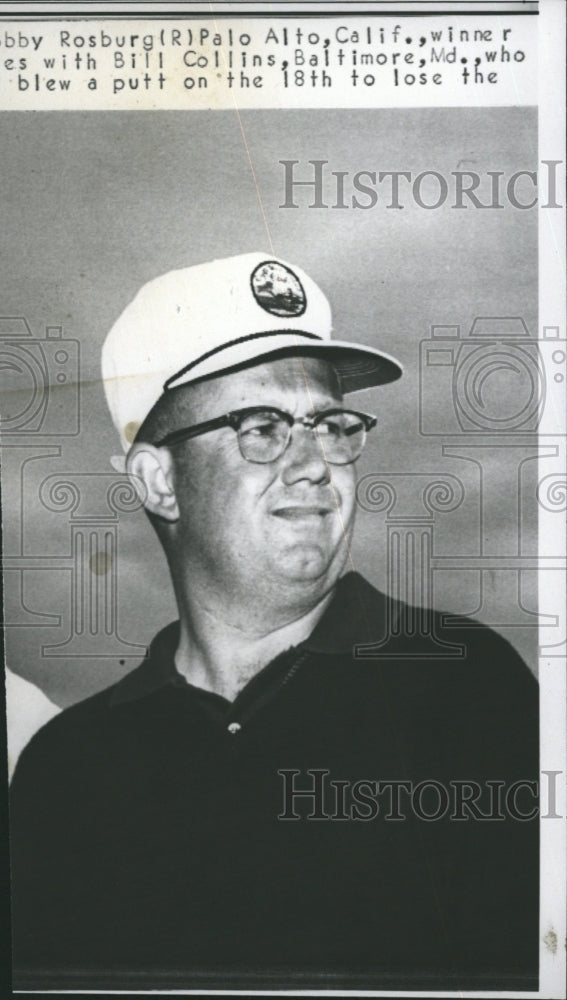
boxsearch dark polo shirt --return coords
[10,573,539,992]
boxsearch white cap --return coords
[102,252,402,451]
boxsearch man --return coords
[10,253,539,992]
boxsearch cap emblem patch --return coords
[251,261,307,317]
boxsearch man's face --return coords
[166,356,358,609]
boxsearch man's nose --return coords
[280,424,331,486]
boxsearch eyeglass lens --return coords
[237,410,368,465]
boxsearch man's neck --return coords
[173,588,334,702]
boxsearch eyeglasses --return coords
[154,406,377,465]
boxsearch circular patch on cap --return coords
[251,261,307,317]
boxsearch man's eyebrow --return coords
[245,401,345,414]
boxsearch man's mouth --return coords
[271,506,334,520]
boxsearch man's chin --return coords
[271,544,338,584]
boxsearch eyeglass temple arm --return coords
[155,414,233,449]
[154,407,293,448]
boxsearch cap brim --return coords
[168,332,403,394]
[296,340,403,393]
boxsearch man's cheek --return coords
[336,471,356,514]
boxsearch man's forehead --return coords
[174,355,342,414]
[135,354,344,445]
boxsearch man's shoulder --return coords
[339,570,518,645]
[10,653,160,787]
[18,619,180,745]
[338,574,538,771]
[338,572,538,686]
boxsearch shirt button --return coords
[227,722,242,735]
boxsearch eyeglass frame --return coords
[153,405,377,464]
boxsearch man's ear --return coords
[126,443,180,522]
